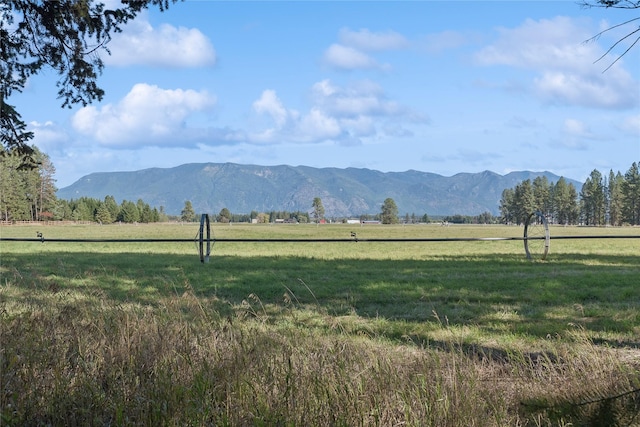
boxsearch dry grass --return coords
[2,286,639,426]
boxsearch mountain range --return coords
[57,163,582,217]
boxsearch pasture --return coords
[1,223,639,426]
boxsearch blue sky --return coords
[17,0,640,188]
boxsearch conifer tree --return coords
[622,162,640,225]
[381,198,399,224]
[181,200,196,222]
[312,197,325,223]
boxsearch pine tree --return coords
[622,162,640,225]
[513,179,534,225]
[37,152,57,218]
[381,198,399,224]
[118,200,140,223]
[499,188,515,224]
[532,176,551,216]
[608,170,624,226]
[312,197,325,223]
[181,201,196,222]
[581,170,606,225]
[95,203,113,224]
[104,196,120,221]
[218,208,231,223]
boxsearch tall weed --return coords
[2,288,638,426]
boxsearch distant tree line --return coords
[58,196,166,223]
[499,162,640,226]
[236,210,312,224]
[177,202,314,224]
[441,212,498,224]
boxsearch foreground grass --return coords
[3,291,639,426]
[1,223,640,425]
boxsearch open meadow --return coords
[1,222,639,426]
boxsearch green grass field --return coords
[1,223,639,426]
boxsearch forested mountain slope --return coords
[57,163,579,217]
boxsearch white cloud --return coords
[250,93,342,144]
[475,16,639,109]
[252,90,289,128]
[534,68,637,109]
[313,79,337,97]
[323,27,407,70]
[71,83,216,147]
[563,118,592,137]
[339,115,375,137]
[323,44,380,70]
[28,121,70,153]
[104,17,216,67]
[310,79,403,117]
[29,121,67,143]
[338,28,408,51]
[298,109,343,141]
[476,17,592,68]
[250,79,422,146]
[68,80,421,150]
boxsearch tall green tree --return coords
[532,176,552,215]
[37,152,57,218]
[103,195,120,222]
[622,161,640,225]
[380,198,399,224]
[95,203,113,224]
[181,200,196,222]
[23,160,41,219]
[1,0,181,158]
[513,179,534,225]
[118,200,140,223]
[312,197,325,223]
[71,199,92,221]
[499,188,515,224]
[553,177,579,225]
[218,207,231,223]
[0,150,26,220]
[608,170,625,226]
[53,199,72,221]
[580,169,606,225]
[140,203,154,223]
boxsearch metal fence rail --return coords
[1,235,639,243]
